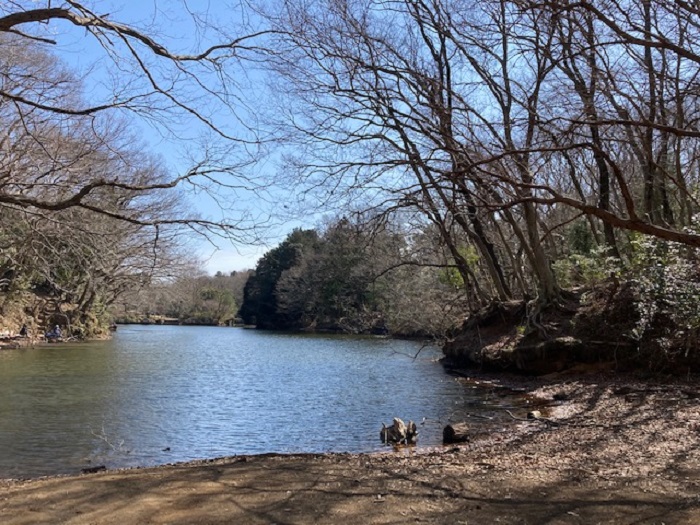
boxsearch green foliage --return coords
[553,220,619,288]
[438,245,480,289]
[624,230,700,361]
[199,288,218,301]
[552,248,619,289]
[567,220,596,255]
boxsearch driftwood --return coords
[380,418,418,445]
[442,423,469,444]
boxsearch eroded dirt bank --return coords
[2,374,700,524]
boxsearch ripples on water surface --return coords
[0,325,495,478]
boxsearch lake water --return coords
[0,325,502,479]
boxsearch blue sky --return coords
[43,0,301,273]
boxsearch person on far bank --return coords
[45,325,61,340]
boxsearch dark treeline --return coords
[238,218,464,337]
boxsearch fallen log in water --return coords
[443,423,469,444]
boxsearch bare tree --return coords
[262,0,568,306]
[518,0,700,246]
[262,0,700,321]
[0,2,272,240]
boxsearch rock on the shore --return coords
[443,423,469,444]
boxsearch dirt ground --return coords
[2,373,700,524]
